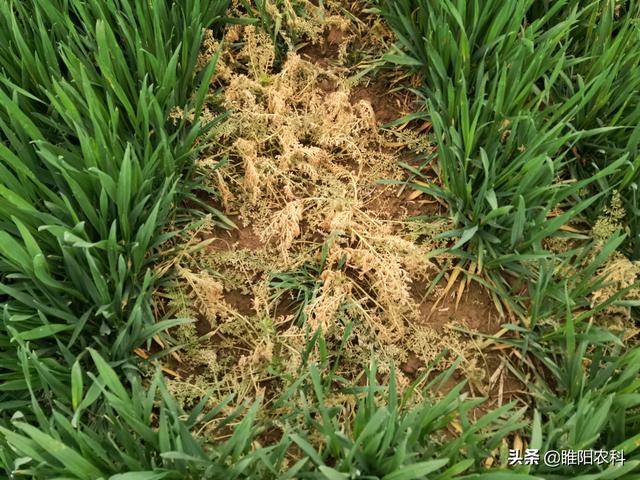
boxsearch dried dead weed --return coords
[158,4,510,430]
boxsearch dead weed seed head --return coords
[176,266,225,326]
[167,375,218,410]
[262,200,304,258]
[238,337,274,371]
[590,250,640,329]
[341,246,413,340]
[304,269,352,332]
[239,25,275,80]
[392,128,435,156]
[251,280,274,319]
[173,317,285,410]
[216,64,406,259]
[196,28,236,83]
[215,169,236,210]
[321,194,361,232]
[390,237,435,279]
[313,92,373,149]
[203,248,278,292]
[224,75,263,111]
[543,236,575,254]
[406,324,473,372]
[403,217,457,251]
[593,190,627,242]
[274,54,322,99]
[196,29,220,72]
[278,324,307,376]
[234,138,261,202]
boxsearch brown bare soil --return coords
[205,216,264,251]
[366,183,438,220]
[350,78,408,124]
[300,26,346,65]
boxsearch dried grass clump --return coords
[285,204,438,343]
[263,200,305,259]
[591,250,640,332]
[587,191,640,332]
[304,269,352,332]
[175,266,226,325]
[203,24,403,236]
[158,13,489,419]
[165,270,302,416]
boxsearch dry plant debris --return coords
[157,4,515,431]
